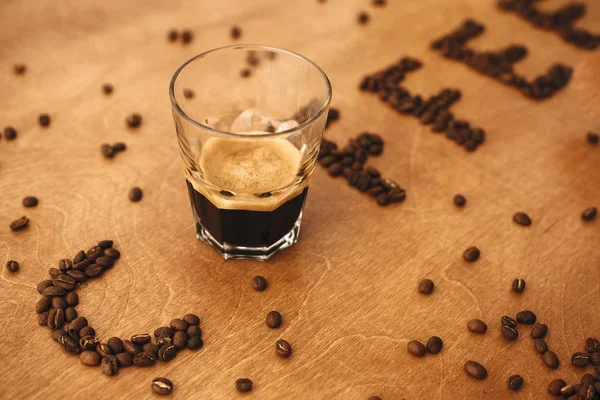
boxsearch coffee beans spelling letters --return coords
[533,338,548,354]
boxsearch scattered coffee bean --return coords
[107,337,124,354]
[42,286,66,296]
[152,377,174,395]
[182,313,200,326]
[511,279,526,293]
[588,132,599,145]
[275,339,293,358]
[358,11,370,24]
[101,144,115,159]
[187,325,201,338]
[79,326,95,337]
[464,361,487,380]
[507,375,523,391]
[38,114,51,127]
[572,352,590,368]
[116,353,134,367]
[126,113,142,128]
[582,374,597,385]
[102,354,118,376]
[36,296,52,313]
[79,335,99,351]
[501,325,519,341]
[240,68,251,78]
[129,187,143,202]
[181,30,193,44]
[158,344,178,361]
[582,207,597,222]
[407,340,426,357]
[9,216,29,232]
[453,194,466,207]
[590,352,600,366]
[501,316,516,328]
[65,307,77,322]
[173,331,188,349]
[418,279,434,295]
[167,29,179,42]
[372,0,386,6]
[266,311,282,329]
[187,336,203,350]
[104,248,120,260]
[235,378,253,393]
[22,196,38,208]
[80,351,101,366]
[543,351,560,369]
[4,126,17,141]
[170,318,188,332]
[513,212,532,226]
[426,336,443,354]
[533,338,548,354]
[112,142,126,152]
[230,25,242,39]
[548,379,567,396]
[14,64,26,74]
[463,246,480,262]
[516,310,536,325]
[131,334,152,345]
[467,319,487,334]
[102,83,113,95]
[134,351,156,367]
[37,280,53,294]
[586,337,600,353]
[531,323,548,339]
[6,260,19,273]
[252,276,267,291]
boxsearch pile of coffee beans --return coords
[548,371,600,397]
[35,240,203,378]
[318,133,406,206]
[569,337,600,374]
[498,0,600,50]
[100,142,127,159]
[359,57,486,151]
[431,19,573,100]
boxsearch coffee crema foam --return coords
[192,135,304,211]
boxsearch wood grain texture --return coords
[1,0,599,399]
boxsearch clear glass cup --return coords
[169,45,331,260]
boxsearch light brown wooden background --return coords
[1,0,599,399]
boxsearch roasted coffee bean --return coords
[407,340,426,357]
[251,276,268,292]
[126,113,142,128]
[182,88,195,100]
[586,337,600,353]
[101,144,115,159]
[426,336,443,354]
[240,68,251,78]
[531,323,547,339]
[560,385,576,397]
[173,331,188,349]
[129,187,143,202]
[96,343,112,358]
[87,246,103,261]
[152,377,174,395]
[38,311,49,325]
[365,166,380,178]
[582,207,597,221]
[464,361,487,380]
[418,279,434,295]
[58,259,73,272]
[367,186,384,197]
[9,216,29,231]
[516,310,536,325]
[102,354,118,376]
[582,374,597,386]
[59,335,81,354]
[73,250,86,264]
[328,163,343,177]
[143,342,159,356]
[157,336,172,348]
[187,336,203,350]
[52,329,67,342]
[548,379,566,396]
[48,268,61,278]
[38,114,51,127]
[4,126,17,140]
[104,248,120,260]
[69,316,88,333]
[85,264,102,278]
[53,274,77,290]
[37,280,54,294]
[79,335,99,351]
[123,340,142,355]
[73,259,91,271]
[96,256,114,269]
[376,192,390,206]
[588,132,599,145]
[507,375,523,391]
[266,311,282,329]
[186,325,201,338]
[36,296,52,313]
[80,350,101,366]
[170,318,188,332]
[22,196,38,208]
[6,260,19,273]
[116,353,134,367]
[453,194,466,207]
[572,352,590,368]
[42,286,65,297]
[13,64,26,74]
[372,0,386,6]
[580,384,596,399]
[154,327,174,339]
[467,319,487,334]
[134,351,156,367]
[235,378,253,393]
[131,334,152,345]
[79,326,95,337]
[66,269,86,283]
[513,212,532,226]
[502,325,519,341]
[543,351,559,369]
[167,29,179,41]
[357,11,370,24]
[511,279,526,293]
[64,307,77,322]
[532,338,548,354]
[107,337,124,354]
[158,344,178,361]
[102,83,113,95]
[463,246,480,262]
[501,316,516,328]
[182,313,200,326]
[590,352,600,366]
[51,297,66,309]
[112,142,126,152]
[230,25,242,39]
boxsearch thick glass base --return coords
[195,212,303,260]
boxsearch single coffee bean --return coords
[426,336,443,354]
[65,307,77,322]
[572,352,590,368]
[37,280,54,294]
[104,248,120,260]
[154,327,174,339]
[134,351,156,367]
[183,88,195,99]
[157,336,173,348]
[79,326,95,337]
[531,323,548,339]
[129,187,143,202]
[507,375,523,391]
[95,256,114,269]
[9,216,29,231]
[102,354,118,376]
[187,325,201,338]
[589,352,600,366]
[513,212,532,226]
[376,192,390,206]
[582,374,597,386]
[588,132,599,145]
[123,340,142,355]
[501,325,519,341]
[59,335,81,354]
[52,329,67,342]
[43,286,65,297]
[131,334,152,345]
[58,259,73,272]
[69,316,88,333]
[580,384,596,399]
[182,313,200,326]
[112,142,126,152]
[4,126,17,140]
[158,344,178,361]
[582,207,597,221]
[80,350,101,366]
[543,351,560,369]
[87,246,103,261]
[173,331,188,349]
[548,379,566,396]
[357,11,370,24]
[79,335,99,351]
[84,264,103,278]
[407,340,426,357]
[38,114,51,127]
[464,361,487,380]
[467,319,487,334]
[266,311,282,329]
[501,316,517,328]
[73,260,91,271]
[586,338,600,353]
[126,113,142,128]
[13,64,26,74]
[73,250,86,264]
[66,269,87,283]
[152,377,174,395]
[107,337,124,354]
[116,353,134,367]
[102,83,113,95]
[143,342,159,356]
[516,310,536,325]
[418,279,434,295]
[240,68,251,78]
[167,29,178,41]
[533,338,548,354]
[511,279,526,293]
[53,274,77,291]
[96,343,112,358]
[252,276,267,291]
[22,196,38,208]
[453,194,466,207]
[235,378,253,393]
[181,30,193,44]
[187,336,203,350]
[230,25,242,39]
[170,318,188,332]
[101,144,115,159]
[36,296,52,313]
[38,311,49,325]
[51,296,66,309]
[463,246,480,262]
[560,385,576,397]
[48,268,61,278]
[6,260,19,273]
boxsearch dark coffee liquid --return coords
[186,180,308,248]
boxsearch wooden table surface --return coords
[1,0,599,398]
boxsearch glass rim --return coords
[169,44,332,138]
